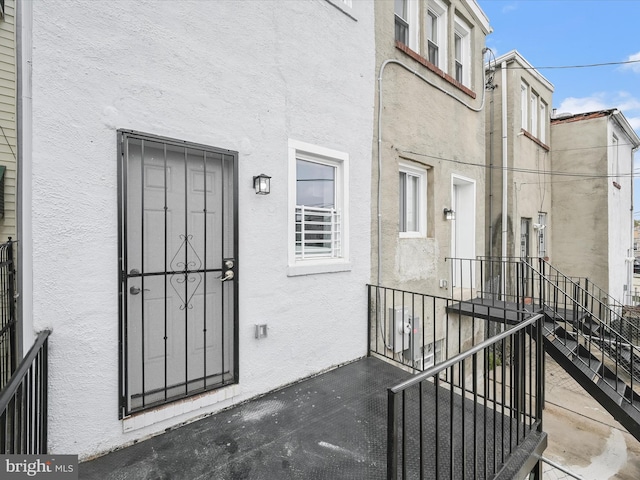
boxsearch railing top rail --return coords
[0,330,51,412]
[367,283,456,304]
[389,313,543,394]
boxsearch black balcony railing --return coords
[367,284,545,479]
[0,330,50,454]
[0,239,16,391]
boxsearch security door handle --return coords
[130,286,150,295]
[220,270,234,282]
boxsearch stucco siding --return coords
[372,0,487,295]
[26,0,374,458]
[551,117,609,289]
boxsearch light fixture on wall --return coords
[443,208,455,221]
[253,174,271,195]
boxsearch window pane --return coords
[394,0,406,18]
[399,173,407,232]
[399,171,420,233]
[296,159,335,208]
[406,175,419,231]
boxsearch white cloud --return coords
[502,3,518,14]
[556,95,608,115]
[628,116,640,131]
[556,91,640,118]
[621,52,640,74]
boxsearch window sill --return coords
[399,232,426,239]
[325,0,357,21]
[395,41,477,99]
[287,260,352,277]
[520,129,550,151]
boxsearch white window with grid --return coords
[537,212,547,257]
[399,162,427,238]
[288,140,350,276]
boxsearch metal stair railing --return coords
[522,260,640,414]
[531,258,640,379]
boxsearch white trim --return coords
[453,16,471,87]
[399,161,427,238]
[520,81,528,130]
[287,139,350,276]
[530,91,538,137]
[539,100,547,143]
[426,0,447,71]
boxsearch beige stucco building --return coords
[484,50,554,262]
[372,0,490,295]
[551,109,640,304]
[0,0,16,242]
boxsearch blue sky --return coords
[479,0,640,217]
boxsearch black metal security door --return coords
[118,131,238,417]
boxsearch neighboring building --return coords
[484,50,554,262]
[18,0,375,459]
[551,109,640,304]
[373,0,491,295]
[0,0,16,243]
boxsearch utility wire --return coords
[506,58,640,70]
[399,148,636,179]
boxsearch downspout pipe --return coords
[16,0,35,354]
[501,61,508,262]
[376,57,487,285]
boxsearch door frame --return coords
[450,174,476,287]
[117,130,239,418]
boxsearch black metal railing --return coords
[383,307,544,479]
[368,284,511,374]
[0,330,50,454]
[0,239,16,391]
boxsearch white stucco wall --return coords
[608,119,634,303]
[24,0,374,458]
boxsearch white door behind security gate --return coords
[120,133,237,415]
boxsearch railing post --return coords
[387,389,398,480]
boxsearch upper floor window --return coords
[540,101,547,143]
[530,92,539,138]
[453,17,471,86]
[521,82,529,130]
[399,162,427,238]
[288,140,350,276]
[395,0,409,44]
[426,0,447,70]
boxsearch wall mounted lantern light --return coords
[443,208,455,221]
[253,174,271,195]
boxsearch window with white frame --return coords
[539,100,547,143]
[521,82,528,130]
[394,0,419,51]
[426,0,447,69]
[537,212,547,257]
[288,140,349,275]
[530,92,539,137]
[453,17,471,86]
[399,162,427,237]
[612,134,619,182]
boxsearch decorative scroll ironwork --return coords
[169,234,203,310]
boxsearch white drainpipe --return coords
[501,62,508,261]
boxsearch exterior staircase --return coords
[526,259,640,442]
